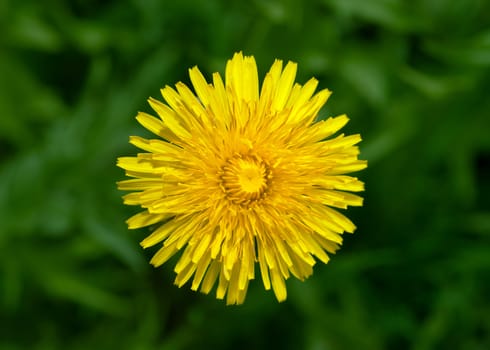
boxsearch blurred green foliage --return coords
[1,0,489,349]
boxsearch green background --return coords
[1,0,489,349]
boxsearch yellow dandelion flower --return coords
[117,52,367,305]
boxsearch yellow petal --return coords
[149,96,191,139]
[126,211,170,229]
[189,66,210,106]
[270,268,287,302]
[271,61,297,112]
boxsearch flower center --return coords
[220,154,271,206]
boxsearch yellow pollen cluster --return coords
[220,154,271,207]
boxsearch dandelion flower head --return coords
[117,52,367,305]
